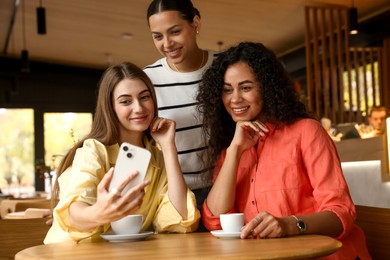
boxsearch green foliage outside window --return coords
[0,109,34,191]
[0,109,92,196]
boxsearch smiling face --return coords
[222,62,263,122]
[148,10,199,66]
[113,79,155,139]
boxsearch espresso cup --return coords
[220,213,244,232]
[111,214,143,235]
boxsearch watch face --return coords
[298,220,306,232]
[292,215,306,234]
[298,221,305,229]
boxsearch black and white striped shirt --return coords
[144,50,218,190]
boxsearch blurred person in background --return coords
[367,106,388,135]
[357,106,388,138]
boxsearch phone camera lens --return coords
[126,153,133,158]
[123,146,129,151]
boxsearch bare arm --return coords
[150,117,188,219]
[241,210,343,239]
[207,120,268,215]
[205,144,241,215]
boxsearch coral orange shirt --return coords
[202,119,371,260]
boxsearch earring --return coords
[196,30,199,34]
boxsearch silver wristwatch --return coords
[291,215,306,234]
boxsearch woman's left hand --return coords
[240,211,287,239]
[150,117,176,145]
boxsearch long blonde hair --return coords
[51,62,157,206]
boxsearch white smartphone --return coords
[109,142,151,195]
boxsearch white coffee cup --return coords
[111,214,143,235]
[220,213,244,232]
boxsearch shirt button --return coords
[252,201,255,205]
[260,139,264,142]
[251,178,254,182]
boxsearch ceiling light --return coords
[36,0,46,34]
[217,41,224,51]
[349,1,358,35]
[21,0,29,72]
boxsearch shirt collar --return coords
[264,122,276,136]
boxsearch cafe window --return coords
[0,109,92,196]
[0,108,34,196]
[43,112,92,169]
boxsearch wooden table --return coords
[15,233,342,260]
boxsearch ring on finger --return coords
[109,187,122,196]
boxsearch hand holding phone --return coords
[109,142,151,195]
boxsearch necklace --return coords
[171,50,205,72]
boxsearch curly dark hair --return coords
[196,42,311,165]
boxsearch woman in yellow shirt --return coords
[44,62,200,244]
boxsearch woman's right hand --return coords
[93,167,150,225]
[68,168,150,231]
[231,120,268,153]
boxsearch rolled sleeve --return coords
[45,139,114,243]
[53,194,108,242]
[154,189,200,233]
[329,205,356,239]
[201,198,236,231]
[201,199,221,231]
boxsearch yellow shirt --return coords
[44,136,200,244]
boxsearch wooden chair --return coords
[0,218,50,259]
[0,199,50,218]
[355,205,390,260]
[3,208,51,219]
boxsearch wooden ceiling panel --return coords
[2,0,389,69]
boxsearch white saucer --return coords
[100,231,154,242]
[210,230,242,239]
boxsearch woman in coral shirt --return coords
[196,42,371,259]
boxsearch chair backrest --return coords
[0,218,50,259]
[0,199,50,218]
[14,200,51,212]
[355,205,390,260]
